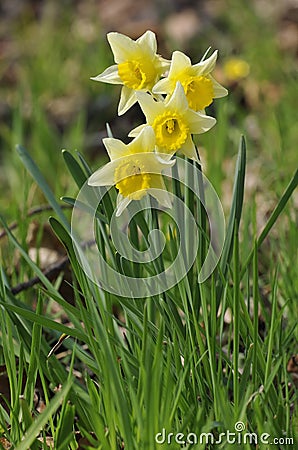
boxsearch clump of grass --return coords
[0,139,297,448]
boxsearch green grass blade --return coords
[14,379,72,450]
[240,168,298,278]
[0,215,71,305]
[258,169,298,246]
[62,149,88,189]
[76,151,93,176]
[233,222,240,417]
[16,144,69,230]
[24,292,43,408]
[252,240,259,389]
[61,196,108,224]
[264,269,278,387]
[219,136,246,279]
[0,301,86,341]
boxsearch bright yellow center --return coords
[114,158,151,200]
[152,112,189,153]
[118,59,156,90]
[180,75,214,110]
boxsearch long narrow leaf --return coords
[16,144,69,230]
[62,149,88,189]
[0,302,86,341]
[14,380,72,450]
[220,136,246,275]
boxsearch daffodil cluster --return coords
[88,30,227,215]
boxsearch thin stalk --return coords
[233,220,240,416]
[199,279,219,418]
[264,269,278,387]
[184,157,195,288]
[252,240,259,388]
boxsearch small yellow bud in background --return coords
[223,58,250,82]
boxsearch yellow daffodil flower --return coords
[91,31,170,116]
[129,82,216,160]
[88,127,174,216]
[153,50,228,111]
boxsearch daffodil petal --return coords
[193,50,218,75]
[150,187,172,209]
[152,77,171,94]
[136,91,165,123]
[128,126,155,154]
[180,135,198,161]
[159,57,171,72]
[130,153,173,173]
[155,154,176,170]
[88,160,120,186]
[186,110,216,134]
[155,150,175,161]
[116,194,132,216]
[107,32,138,63]
[118,86,137,115]
[128,124,147,138]
[166,82,188,111]
[136,30,157,54]
[102,137,128,161]
[209,75,228,98]
[128,152,174,177]
[169,51,191,75]
[90,65,121,84]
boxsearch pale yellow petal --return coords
[90,65,121,84]
[186,110,216,134]
[149,186,172,209]
[88,160,120,186]
[136,30,157,54]
[102,137,128,161]
[128,124,147,138]
[169,51,191,75]
[152,77,171,94]
[193,50,218,75]
[155,149,175,161]
[114,152,174,177]
[128,126,155,154]
[136,91,165,123]
[166,82,188,111]
[209,75,228,98]
[116,194,132,216]
[118,86,137,115]
[107,32,138,63]
[179,135,198,161]
[154,155,176,177]
[159,56,171,73]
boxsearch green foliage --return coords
[1,135,297,448]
